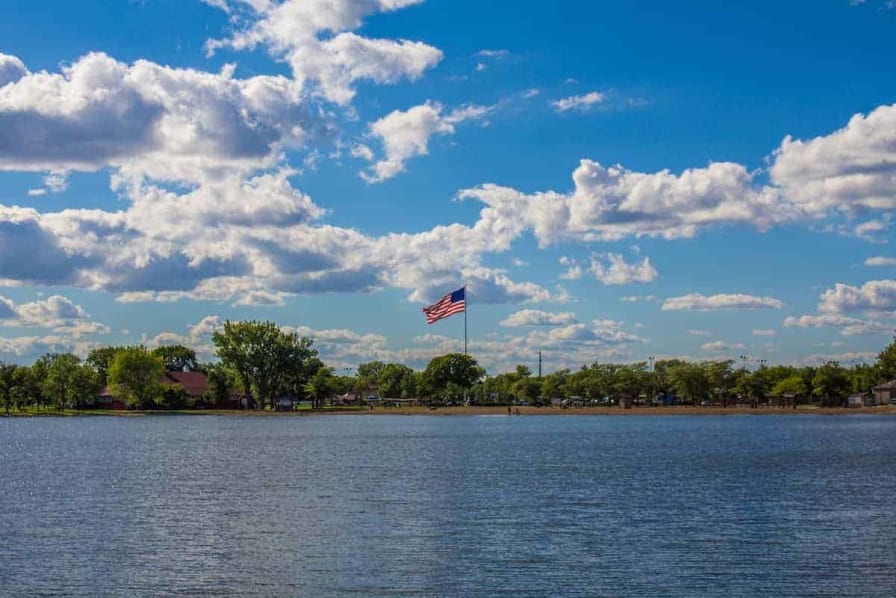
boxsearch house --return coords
[163,371,209,399]
[96,370,210,410]
[872,380,896,405]
[847,394,866,408]
[95,387,125,410]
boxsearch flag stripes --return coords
[423,287,466,324]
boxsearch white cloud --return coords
[687,329,713,337]
[0,294,107,337]
[621,295,658,303]
[865,256,896,266]
[770,103,896,214]
[551,91,605,112]
[205,0,441,105]
[817,279,896,314]
[0,53,27,87]
[784,313,893,335]
[0,52,312,180]
[361,101,491,182]
[752,329,777,337]
[701,340,746,353]
[500,309,577,327]
[663,293,784,311]
[588,254,658,285]
[189,315,225,337]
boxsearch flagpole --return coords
[464,284,468,356]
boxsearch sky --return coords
[1,0,895,373]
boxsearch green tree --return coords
[771,376,807,398]
[378,363,416,398]
[878,338,896,380]
[421,354,484,401]
[151,345,199,372]
[108,348,164,409]
[86,346,125,386]
[213,320,320,409]
[0,362,16,415]
[668,362,711,404]
[812,361,851,407]
[305,367,336,409]
[43,354,100,410]
[204,363,235,407]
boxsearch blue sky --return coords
[1,0,895,372]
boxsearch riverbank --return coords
[5,404,896,417]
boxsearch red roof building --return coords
[164,371,209,398]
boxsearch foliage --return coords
[212,320,320,409]
[878,338,896,381]
[151,345,199,372]
[304,367,336,409]
[421,353,484,400]
[86,346,125,385]
[771,376,807,397]
[108,348,164,409]
[0,362,16,415]
[43,354,100,410]
[812,361,851,407]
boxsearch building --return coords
[872,380,896,405]
[96,370,210,410]
[164,371,209,399]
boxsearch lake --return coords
[1,414,895,596]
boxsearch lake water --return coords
[1,414,895,597]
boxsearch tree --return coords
[43,354,99,410]
[668,362,711,404]
[812,361,851,407]
[0,362,16,415]
[151,345,198,372]
[421,354,484,401]
[108,348,164,409]
[305,367,336,409]
[204,363,235,407]
[213,320,320,409]
[378,363,416,398]
[771,376,807,398]
[878,338,896,380]
[86,346,125,386]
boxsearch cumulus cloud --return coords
[0,294,108,336]
[361,101,491,182]
[770,103,896,214]
[588,254,658,285]
[0,52,313,180]
[551,91,604,112]
[783,313,892,336]
[662,293,784,311]
[817,279,896,314]
[0,334,101,362]
[0,53,27,87]
[500,309,577,327]
[205,0,441,105]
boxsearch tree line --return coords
[2,320,896,413]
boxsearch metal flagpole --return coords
[464,285,468,356]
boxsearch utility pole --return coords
[538,350,542,379]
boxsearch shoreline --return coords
[5,405,896,417]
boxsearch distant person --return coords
[507,405,512,415]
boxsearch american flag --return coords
[423,287,466,324]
